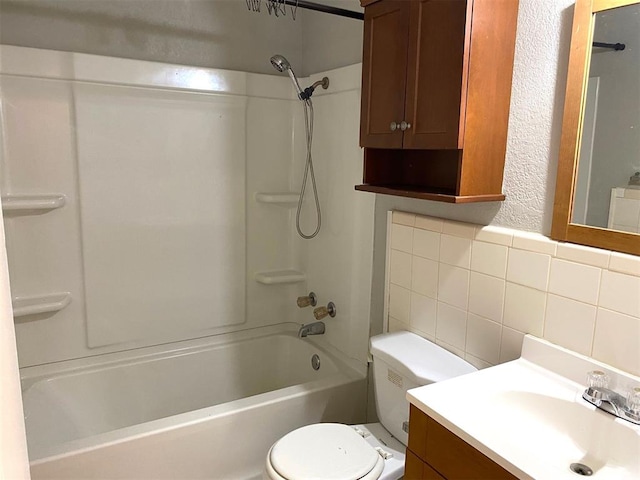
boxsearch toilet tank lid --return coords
[370,331,477,384]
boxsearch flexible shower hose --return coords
[295,98,321,239]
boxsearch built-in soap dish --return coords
[12,292,71,318]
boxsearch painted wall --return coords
[0,211,30,479]
[301,0,363,75]
[370,0,576,335]
[0,0,303,75]
[587,4,640,228]
[0,0,363,76]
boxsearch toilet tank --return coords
[369,331,476,446]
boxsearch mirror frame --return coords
[551,0,640,256]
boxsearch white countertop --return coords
[407,336,640,480]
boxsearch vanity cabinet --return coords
[357,0,519,203]
[405,404,517,479]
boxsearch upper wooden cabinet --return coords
[357,0,519,203]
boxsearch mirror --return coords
[552,0,640,256]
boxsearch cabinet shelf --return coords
[355,184,505,204]
[1,194,66,212]
[12,292,71,318]
[255,270,306,285]
[255,192,300,206]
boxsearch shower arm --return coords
[299,77,330,101]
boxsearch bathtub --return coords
[20,324,367,479]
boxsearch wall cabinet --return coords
[357,0,519,203]
[406,405,517,479]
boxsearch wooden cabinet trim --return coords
[407,405,518,480]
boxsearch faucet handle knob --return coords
[587,370,609,389]
[297,292,317,308]
[313,302,336,320]
[627,387,640,415]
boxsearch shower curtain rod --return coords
[592,41,625,51]
[283,0,364,20]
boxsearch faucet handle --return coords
[627,387,640,416]
[297,292,317,308]
[314,302,336,320]
[587,370,609,389]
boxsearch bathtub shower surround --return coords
[386,211,640,376]
[0,45,373,369]
[22,324,367,479]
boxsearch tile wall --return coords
[386,211,640,376]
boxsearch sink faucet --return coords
[298,321,325,338]
[583,371,640,425]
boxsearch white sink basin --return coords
[407,336,640,479]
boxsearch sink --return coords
[490,391,640,478]
[407,336,640,479]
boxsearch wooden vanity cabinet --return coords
[405,404,517,480]
[357,0,519,203]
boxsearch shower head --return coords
[270,54,291,73]
[270,54,304,99]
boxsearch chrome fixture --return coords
[582,371,640,425]
[297,292,317,308]
[313,301,336,320]
[269,55,329,101]
[269,54,329,239]
[298,321,325,338]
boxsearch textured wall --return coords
[0,0,363,76]
[370,0,576,335]
[0,0,303,74]
[301,0,363,75]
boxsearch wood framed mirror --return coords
[551,0,640,256]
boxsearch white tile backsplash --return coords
[437,264,470,310]
[436,302,467,350]
[474,225,513,246]
[439,234,472,268]
[592,308,640,376]
[503,282,546,336]
[388,211,640,375]
[466,314,501,364]
[412,228,440,261]
[556,243,610,268]
[390,224,413,254]
[410,292,437,337]
[389,249,412,289]
[544,294,597,356]
[471,241,508,278]
[412,256,439,299]
[548,258,601,305]
[442,220,476,239]
[506,248,551,291]
[468,272,505,323]
[388,284,410,324]
[599,270,640,318]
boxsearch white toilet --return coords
[264,331,477,480]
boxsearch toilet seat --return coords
[266,423,385,480]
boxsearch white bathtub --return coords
[21,324,367,479]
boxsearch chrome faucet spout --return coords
[298,321,325,338]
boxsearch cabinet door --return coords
[403,0,469,149]
[360,0,410,148]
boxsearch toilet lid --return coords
[269,424,381,480]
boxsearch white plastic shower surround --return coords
[22,324,366,479]
[0,44,373,369]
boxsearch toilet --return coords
[264,331,477,480]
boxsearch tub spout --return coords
[298,321,325,338]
